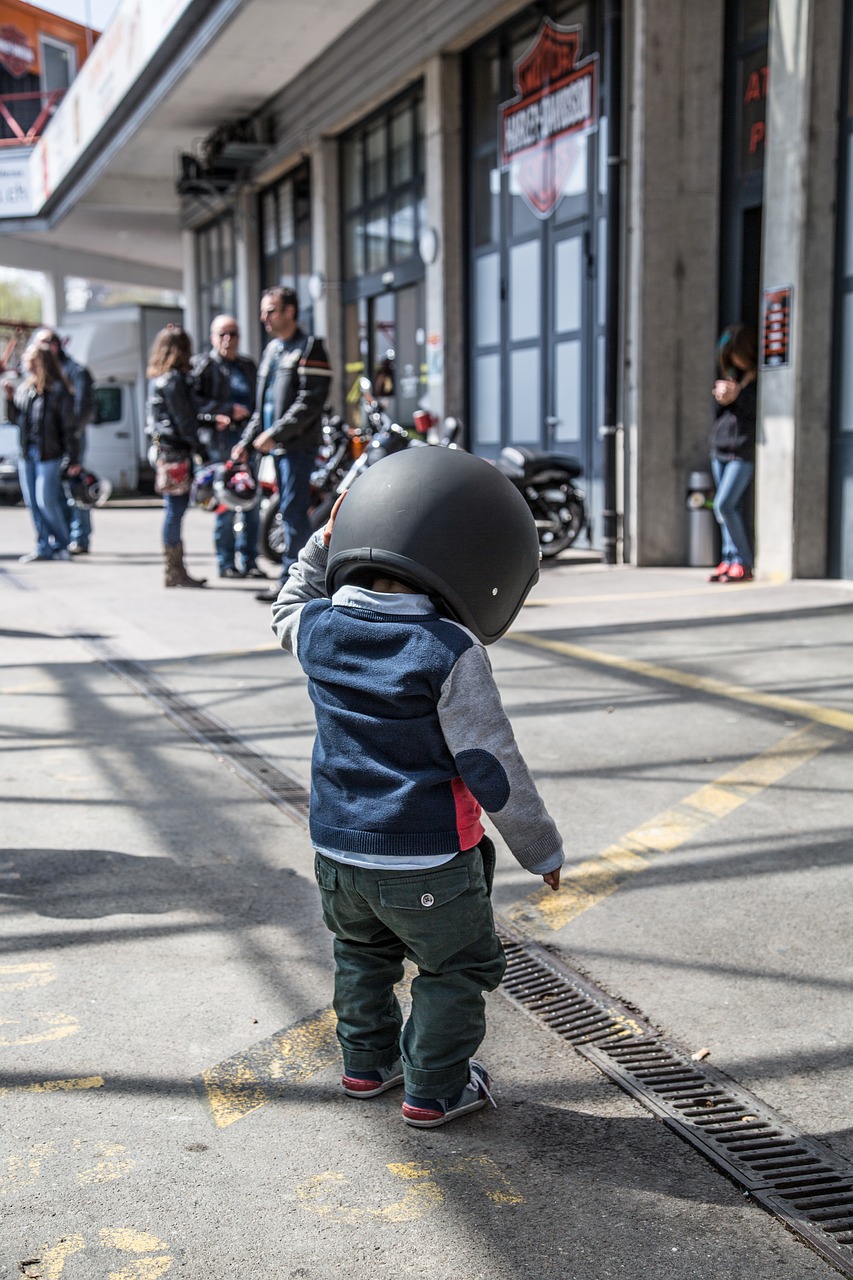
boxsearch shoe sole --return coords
[402,1096,489,1127]
[342,1072,404,1099]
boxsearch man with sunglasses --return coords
[192,315,263,578]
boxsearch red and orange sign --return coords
[762,285,792,368]
[0,0,96,80]
[499,19,599,218]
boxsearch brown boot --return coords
[163,543,207,588]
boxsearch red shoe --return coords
[708,561,730,582]
[721,563,753,582]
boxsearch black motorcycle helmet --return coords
[326,447,540,644]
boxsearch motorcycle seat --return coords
[496,445,583,481]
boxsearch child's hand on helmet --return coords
[323,494,346,547]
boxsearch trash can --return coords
[686,471,718,567]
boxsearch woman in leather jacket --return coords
[146,326,222,588]
[5,345,78,562]
[708,324,758,583]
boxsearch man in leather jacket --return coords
[191,315,262,579]
[231,286,333,602]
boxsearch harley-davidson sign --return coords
[499,20,598,218]
[0,24,36,79]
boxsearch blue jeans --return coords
[275,449,315,582]
[712,457,754,568]
[162,493,190,547]
[214,502,260,571]
[18,447,69,557]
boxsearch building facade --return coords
[1,0,850,577]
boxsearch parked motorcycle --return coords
[492,445,587,558]
[260,409,356,564]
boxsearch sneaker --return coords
[51,549,72,561]
[402,1060,496,1128]
[721,563,753,582]
[708,561,730,582]
[342,1059,404,1099]
[255,587,281,603]
[219,566,241,579]
[18,551,51,564]
[241,564,268,579]
[68,542,89,555]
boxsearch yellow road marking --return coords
[0,1013,78,1046]
[523,581,777,606]
[196,1007,339,1129]
[508,723,843,933]
[0,962,55,992]
[0,1075,103,1097]
[507,631,853,732]
[295,1156,524,1224]
[197,973,415,1128]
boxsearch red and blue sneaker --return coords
[401,1060,495,1128]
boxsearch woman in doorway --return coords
[708,323,758,583]
[6,344,78,563]
[146,325,217,588]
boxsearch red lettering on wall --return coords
[749,121,765,155]
[743,65,769,105]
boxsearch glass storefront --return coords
[196,213,236,330]
[340,87,426,429]
[465,1,604,524]
[259,161,313,334]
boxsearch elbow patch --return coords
[455,749,510,813]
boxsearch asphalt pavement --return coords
[1,499,852,1280]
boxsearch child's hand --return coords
[542,869,560,891]
[322,493,346,547]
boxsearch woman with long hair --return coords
[5,344,78,562]
[708,323,758,583]
[146,325,215,588]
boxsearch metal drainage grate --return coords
[497,920,853,1277]
[72,630,853,1276]
[71,633,310,823]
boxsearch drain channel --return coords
[497,920,853,1276]
[75,632,853,1277]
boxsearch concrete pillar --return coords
[756,0,843,579]
[624,0,726,565]
[311,137,341,395]
[181,229,200,351]
[40,271,66,325]
[423,55,464,424]
[235,185,261,361]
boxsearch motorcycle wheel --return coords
[309,493,336,532]
[260,497,284,565]
[537,493,585,558]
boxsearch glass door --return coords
[466,1,599,485]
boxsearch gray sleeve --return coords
[437,643,564,875]
[270,532,329,659]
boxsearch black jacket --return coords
[10,379,77,465]
[190,350,258,462]
[146,370,210,461]
[237,329,332,455]
[710,380,757,463]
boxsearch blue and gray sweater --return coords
[271,533,563,875]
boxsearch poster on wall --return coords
[498,18,599,219]
[761,284,793,368]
